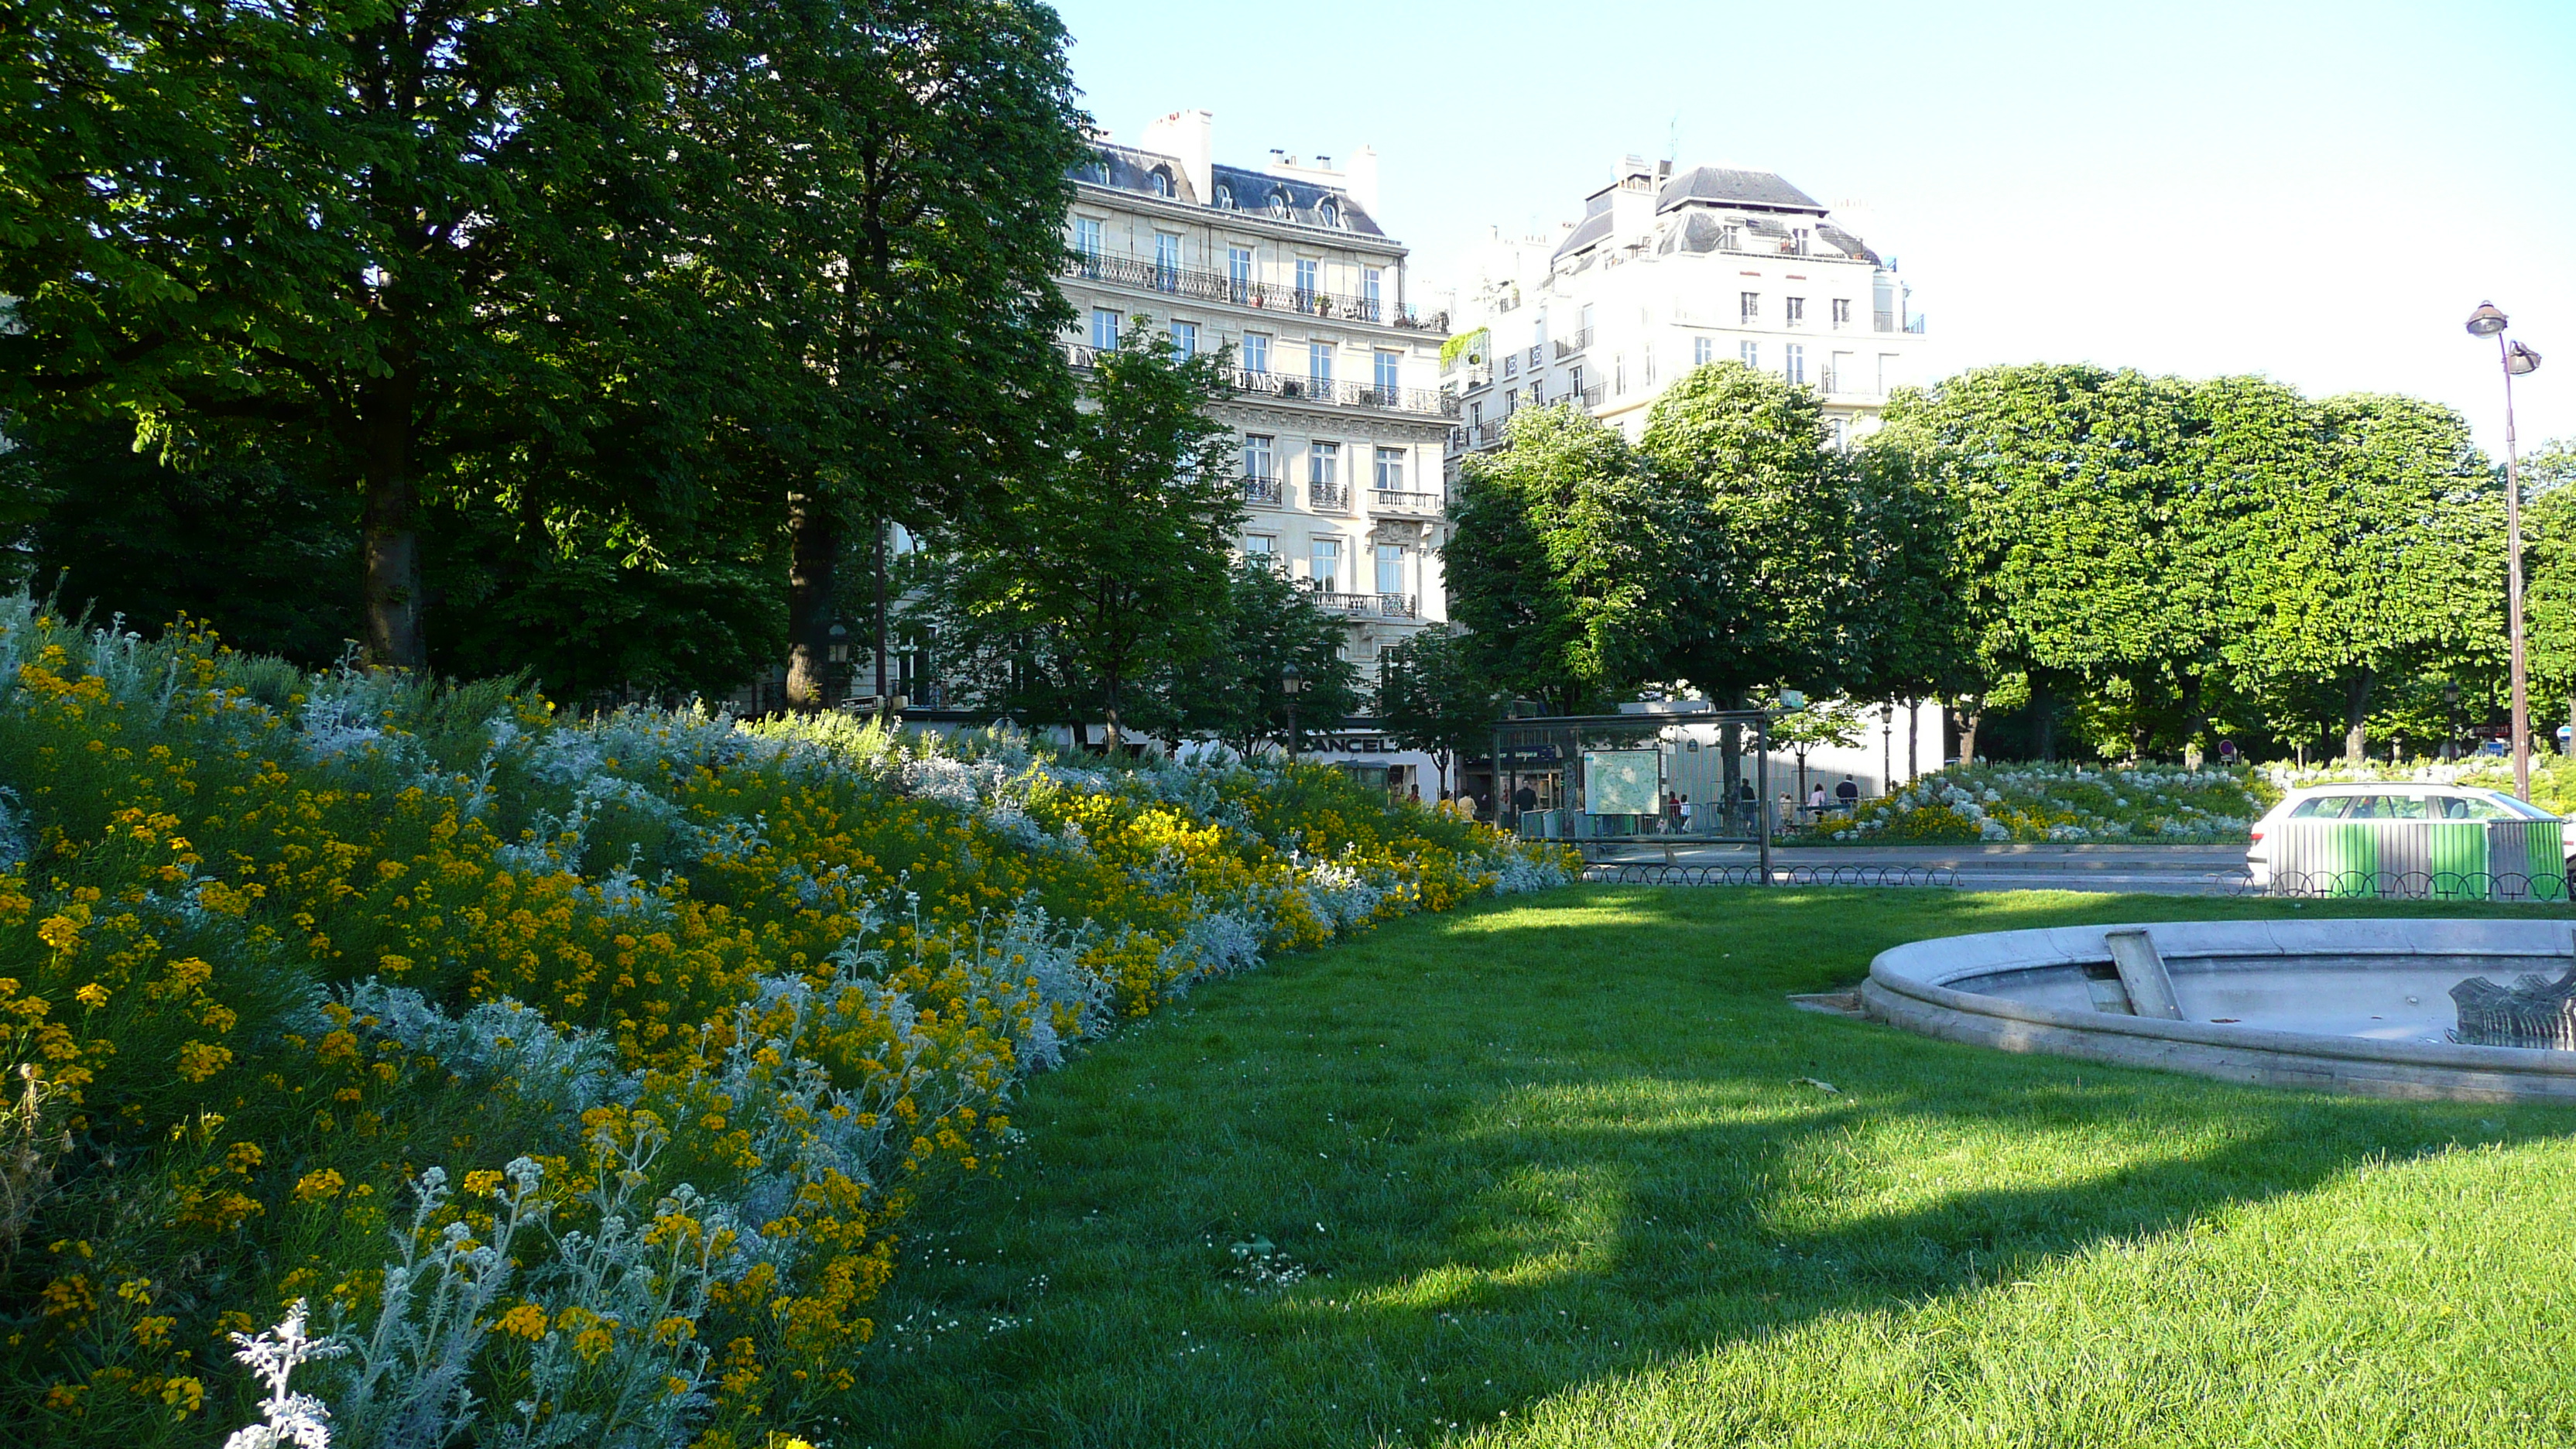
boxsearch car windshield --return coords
[2475,792,2559,820]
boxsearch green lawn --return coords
[831,888,2576,1448]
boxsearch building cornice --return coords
[1071,180,1409,260]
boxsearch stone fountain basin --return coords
[1861,917,2576,1102]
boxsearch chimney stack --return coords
[1139,108,1213,204]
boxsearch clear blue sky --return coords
[1054,0,2575,456]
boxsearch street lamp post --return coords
[1282,663,1304,762]
[2444,680,2462,762]
[2467,302,2544,801]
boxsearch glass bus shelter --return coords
[1492,708,1777,870]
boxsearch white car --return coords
[2247,782,2576,886]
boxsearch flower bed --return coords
[1814,762,2271,843]
[2266,756,2576,818]
[0,599,1574,1447]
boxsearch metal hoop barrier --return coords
[1581,863,1964,889]
[2211,868,2574,903]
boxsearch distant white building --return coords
[1057,111,1456,694]
[1447,156,1928,458]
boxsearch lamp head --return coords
[2445,682,2461,705]
[2467,302,2509,337]
[2508,341,2543,376]
[1281,663,1303,695]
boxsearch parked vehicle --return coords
[2247,783,2575,889]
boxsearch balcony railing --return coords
[1553,328,1594,359]
[1309,590,1419,619]
[1309,478,1349,511]
[1869,311,1929,334]
[1243,474,1283,505]
[1576,384,1605,407]
[1062,344,1459,418]
[1064,252,1447,331]
[1371,488,1444,516]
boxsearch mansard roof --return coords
[1653,166,1826,215]
[1067,144,1385,237]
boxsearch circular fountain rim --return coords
[1862,916,2576,1100]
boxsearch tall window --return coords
[1215,183,1235,210]
[1375,543,1406,595]
[1243,332,1271,374]
[1244,533,1277,566]
[1149,169,1173,197]
[1243,434,1274,479]
[1505,387,1519,413]
[1295,258,1319,307]
[1170,320,1198,358]
[1739,291,1759,324]
[1228,245,1253,302]
[1074,218,1102,265]
[1091,307,1122,351]
[1373,349,1401,397]
[1154,232,1180,292]
[1784,344,1806,385]
[1831,298,1852,328]
[1364,267,1383,319]
[1785,297,1806,328]
[1831,351,1854,392]
[1503,353,1519,379]
[1309,441,1340,489]
[1644,344,1656,385]
[1739,340,1759,368]
[1374,447,1405,490]
[1694,336,1715,366]
[1319,198,1339,227]
[1309,537,1341,590]
[1615,355,1626,395]
[1468,400,1484,426]
[1308,341,1333,386]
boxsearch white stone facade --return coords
[1058,111,1457,688]
[1447,157,1928,458]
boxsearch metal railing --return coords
[1308,479,1349,510]
[1553,328,1593,359]
[1063,344,1458,418]
[1308,590,1417,618]
[1064,252,1447,331]
[1242,474,1282,505]
[1371,488,1444,515]
[1574,384,1605,407]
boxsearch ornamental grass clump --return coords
[1824,762,2270,843]
[0,594,1577,1446]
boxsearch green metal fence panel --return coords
[2427,820,2490,898]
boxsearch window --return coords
[1295,258,1319,307]
[2287,796,2352,820]
[1790,226,1810,255]
[1149,168,1173,197]
[1154,232,1180,291]
[1739,340,1759,368]
[1785,297,1805,328]
[1831,351,1854,392]
[1879,353,1897,392]
[1243,434,1275,479]
[1269,189,1291,218]
[1693,336,1715,366]
[1091,307,1122,351]
[1505,387,1519,412]
[1832,298,1852,328]
[1615,354,1626,395]
[1228,245,1253,302]
[1308,341,1333,385]
[1242,331,1270,374]
[1215,183,1235,210]
[1829,417,1848,448]
[1644,344,1656,385]
[1740,291,1759,324]
[1244,533,1277,565]
[1310,441,1340,488]
[1468,400,1484,426]
[1375,543,1405,594]
[1364,267,1382,318]
[1310,537,1341,590]
[1170,320,1198,358]
[1074,217,1102,263]
[1528,344,1542,369]
[1502,353,1519,379]
[1784,344,1805,385]
[1374,447,1405,490]
[1319,198,1340,227]
[1373,349,1400,396]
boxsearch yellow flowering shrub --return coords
[0,601,1573,1444]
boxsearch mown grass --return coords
[831,888,2576,1448]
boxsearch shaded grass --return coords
[830,888,2576,1447]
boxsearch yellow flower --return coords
[293,1169,346,1204]
[492,1303,550,1340]
[74,983,109,1009]
[160,1375,205,1417]
[463,1169,505,1197]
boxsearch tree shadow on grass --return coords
[836,888,2576,1447]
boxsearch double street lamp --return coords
[2467,301,2544,800]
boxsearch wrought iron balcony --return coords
[1063,252,1447,331]
[1309,478,1350,511]
[1243,474,1283,505]
[1060,344,1460,418]
[1553,328,1594,359]
[1576,384,1605,407]
[1869,311,1928,334]
[1308,590,1420,618]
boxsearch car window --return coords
[2433,796,2472,818]
[2345,795,2425,820]
[2458,796,2516,820]
[2288,796,2350,819]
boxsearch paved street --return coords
[1582,842,2252,894]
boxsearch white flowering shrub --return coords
[1824,762,2270,842]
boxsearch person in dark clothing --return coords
[1836,776,1861,807]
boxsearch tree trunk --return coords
[786,487,840,712]
[1906,697,1920,783]
[360,372,426,669]
[2030,674,2057,762]
[2342,669,2376,766]
[2178,673,2206,769]
[874,517,890,711]
[1949,694,1984,765]
[1720,720,1743,834]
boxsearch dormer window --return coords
[1269,189,1291,218]
[1215,183,1234,209]
[1089,154,1111,184]
[1318,198,1339,227]
[1149,168,1173,197]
